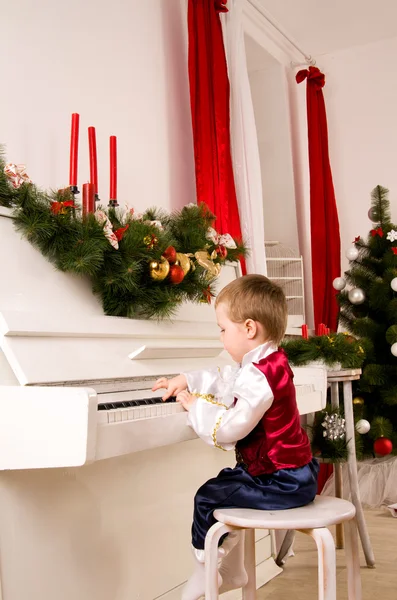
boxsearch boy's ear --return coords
[244,318,257,339]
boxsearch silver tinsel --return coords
[322,413,346,441]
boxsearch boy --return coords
[153,275,318,599]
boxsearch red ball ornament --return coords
[216,245,228,259]
[163,246,177,264]
[373,437,393,456]
[169,264,185,284]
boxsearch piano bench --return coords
[204,496,361,600]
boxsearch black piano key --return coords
[97,395,177,411]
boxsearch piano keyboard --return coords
[96,383,318,426]
[97,396,183,423]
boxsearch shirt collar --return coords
[241,341,278,368]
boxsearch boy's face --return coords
[215,302,253,363]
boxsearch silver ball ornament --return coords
[348,287,365,305]
[391,277,397,292]
[345,247,359,261]
[355,419,371,435]
[333,277,346,291]
[391,342,397,357]
[368,207,379,222]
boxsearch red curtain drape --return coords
[296,67,340,331]
[188,0,243,249]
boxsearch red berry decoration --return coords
[373,437,393,456]
[163,246,177,264]
[169,264,185,284]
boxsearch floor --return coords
[257,510,397,600]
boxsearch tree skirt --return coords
[321,455,397,508]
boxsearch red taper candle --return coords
[109,135,117,201]
[69,113,80,187]
[82,182,96,217]
[301,324,308,339]
[88,127,98,193]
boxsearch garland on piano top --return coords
[281,332,369,370]
[0,152,247,319]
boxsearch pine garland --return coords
[0,149,247,319]
[281,333,368,369]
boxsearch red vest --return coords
[235,349,312,476]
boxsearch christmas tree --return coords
[336,185,397,457]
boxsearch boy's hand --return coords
[176,390,195,411]
[152,374,188,401]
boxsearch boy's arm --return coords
[183,364,239,401]
[187,363,273,450]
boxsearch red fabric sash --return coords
[296,67,340,331]
[187,1,245,272]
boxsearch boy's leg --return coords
[187,462,318,598]
[181,548,223,600]
[219,531,248,593]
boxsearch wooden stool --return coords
[327,369,375,567]
[204,496,361,600]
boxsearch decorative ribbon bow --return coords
[206,227,237,249]
[371,227,384,238]
[214,0,228,13]
[51,200,75,215]
[4,163,32,189]
[296,66,325,90]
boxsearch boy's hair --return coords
[215,274,288,345]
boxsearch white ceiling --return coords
[257,0,397,56]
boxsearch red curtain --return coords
[296,67,340,331]
[188,0,243,248]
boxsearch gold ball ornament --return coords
[144,234,158,249]
[353,396,365,406]
[149,257,170,281]
[175,252,191,275]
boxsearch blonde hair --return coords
[215,274,288,345]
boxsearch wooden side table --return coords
[328,369,375,568]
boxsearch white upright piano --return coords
[0,207,326,600]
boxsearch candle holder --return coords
[108,199,119,208]
[70,185,80,196]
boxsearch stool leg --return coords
[299,528,336,600]
[330,382,344,549]
[242,529,256,600]
[204,522,234,600]
[344,519,362,600]
[275,530,295,566]
[333,463,344,548]
[343,381,375,567]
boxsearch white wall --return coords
[0,0,195,213]
[312,36,397,273]
[249,61,299,250]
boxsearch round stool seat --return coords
[213,495,355,530]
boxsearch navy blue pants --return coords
[192,459,319,550]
